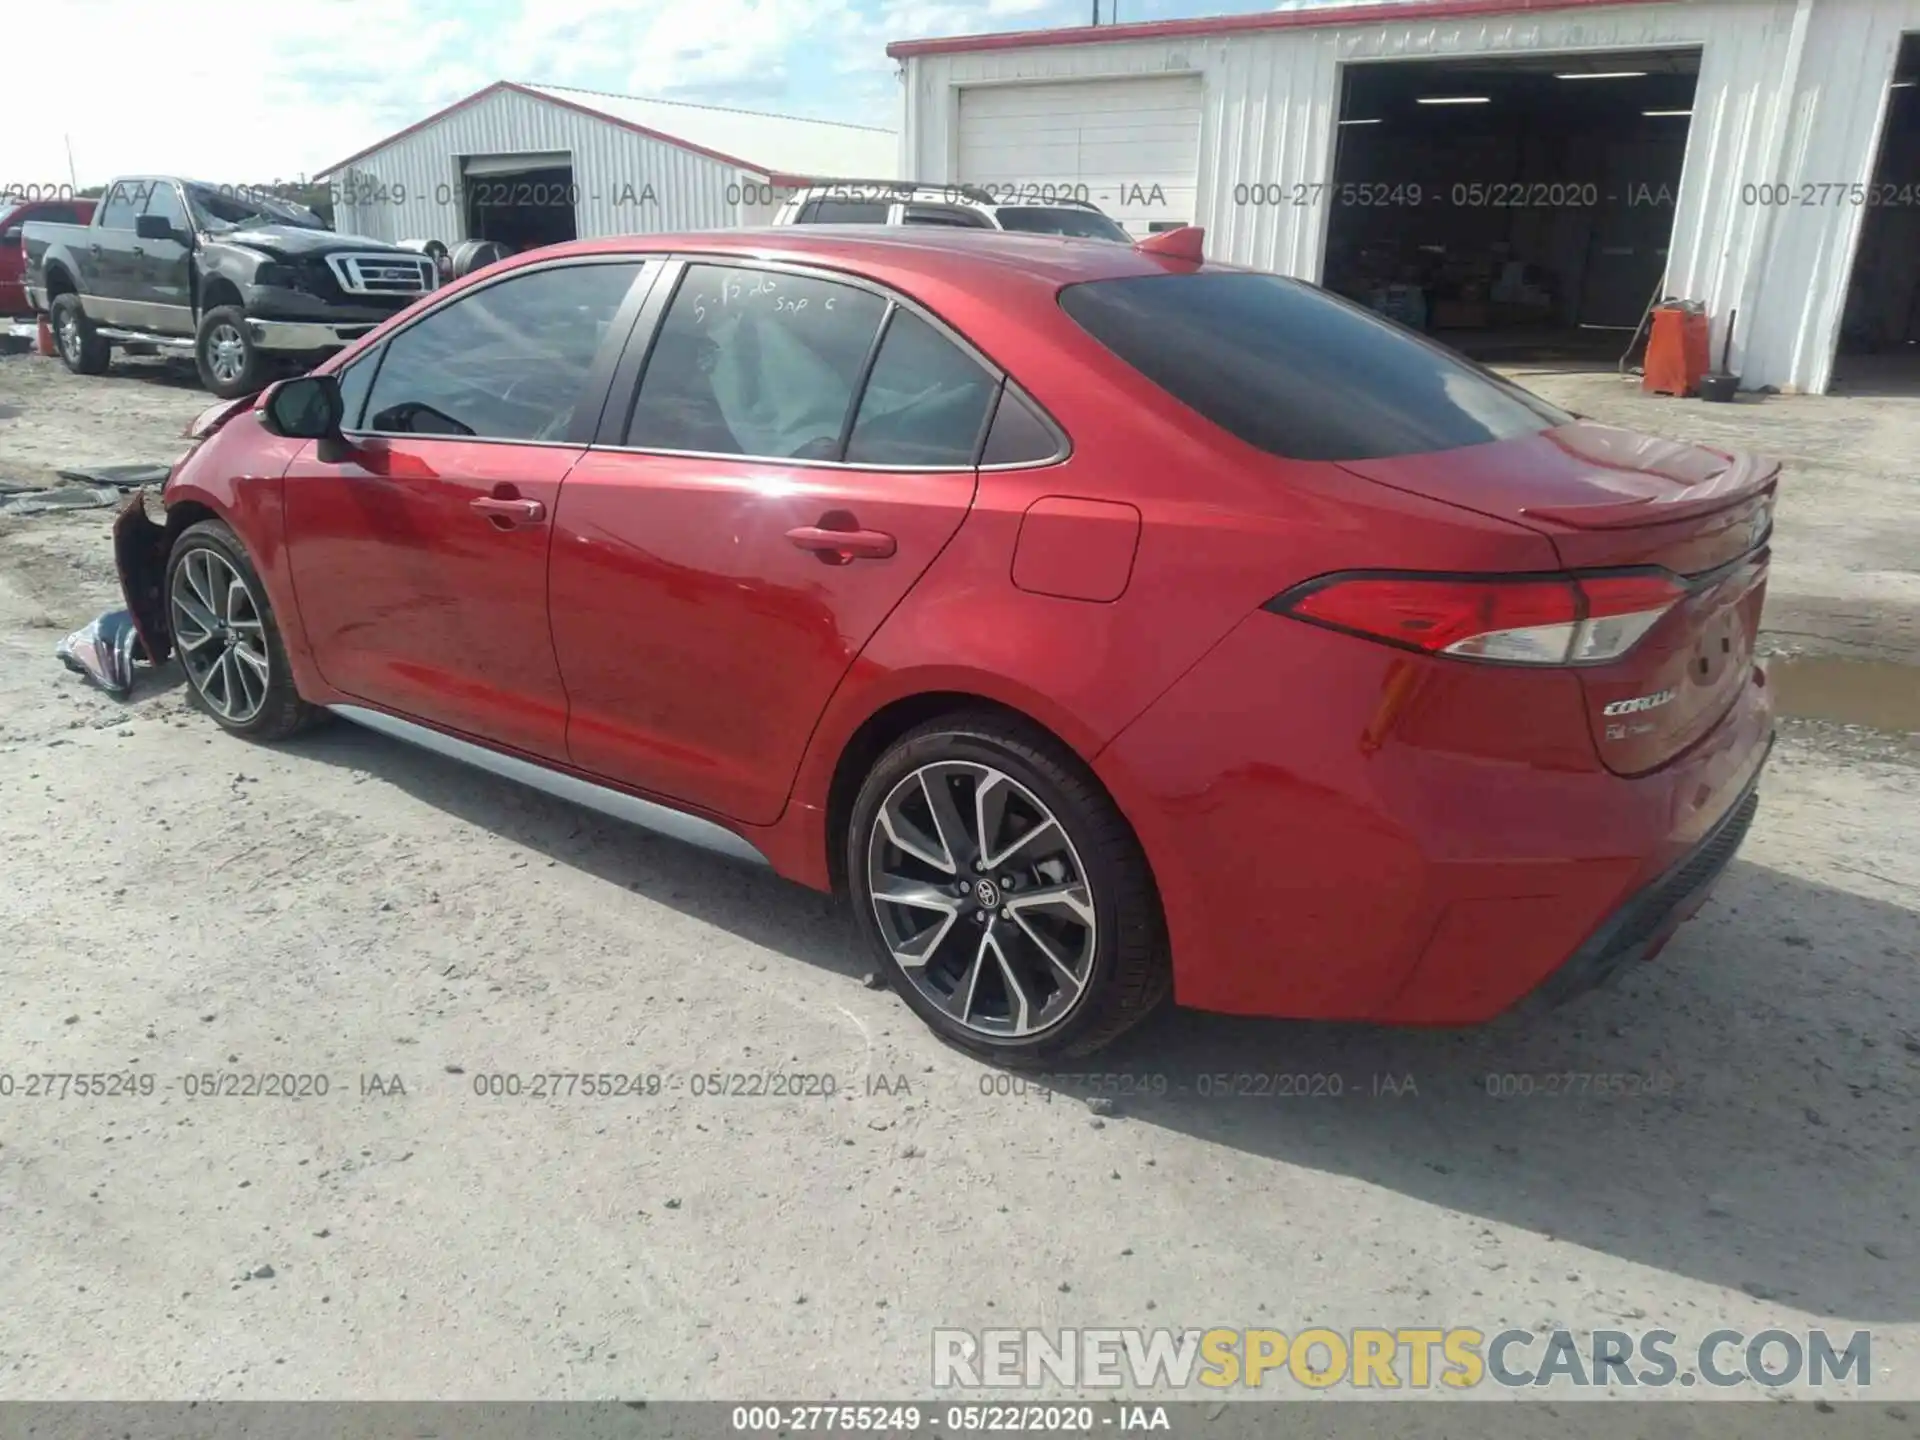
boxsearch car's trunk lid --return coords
[1340,421,1778,776]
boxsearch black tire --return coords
[194,305,268,399]
[848,711,1170,1062]
[50,294,110,375]
[164,520,316,741]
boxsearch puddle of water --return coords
[1766,655,1920,734]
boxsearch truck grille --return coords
[325,253,435,297]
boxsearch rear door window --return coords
[845,310,998,466]
[1059,272,1570,462]
[996,207,1130,242]
[900,205,992,229]
[97,183,141,231]
[626,264,887,459]
[797,199,891,224]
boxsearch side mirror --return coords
[1,227,21,246]
[261,374,343,440]
[135,214,179,243]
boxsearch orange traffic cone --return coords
[35,315,54,357]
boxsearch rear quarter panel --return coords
[785,281,1571,888]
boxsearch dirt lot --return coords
[1,352,1916,1404]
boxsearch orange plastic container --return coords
[35,315,54,357]
[1643,304,1710,397]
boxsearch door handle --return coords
[132,246,145,256]
[89,243,102,255]
[471,496,546,523]
[786,523,896,561]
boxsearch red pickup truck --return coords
[2,195,95,315]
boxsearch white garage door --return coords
[957,77,1202,236]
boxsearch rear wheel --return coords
[51,294,110,375]
[165,520,315,740]
[848,712,1169,1062]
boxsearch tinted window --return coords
[142,184,188,234]
[364,262,640,441]
[799,200,890,224]
[980,385,1062,467]
[996,207,1130,242]
[901,205,991,229]
[38,203,82,226]
[846,311,997,467]
[626,264,886,460]
[97,183,141,231]
[1059,272,1571,463]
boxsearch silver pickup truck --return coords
[25,176,436,397]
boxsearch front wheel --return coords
[165,520,315,740]
[195,306,267,398]
[848,712,1170,1062]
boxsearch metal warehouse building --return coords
[317,80,895,251]
[890,0,1920,394]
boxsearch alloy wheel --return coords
[206,324,247,384]
[866,761,1097,1039]
[170,547,270,724]
[58,311,81,364]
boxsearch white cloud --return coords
[3,0,1068,191]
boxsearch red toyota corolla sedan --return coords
[113,226,1775,1060]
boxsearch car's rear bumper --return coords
[1530,737,1766,1005]
[1094,611,1776,1023]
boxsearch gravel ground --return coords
[1,353,1916,1403]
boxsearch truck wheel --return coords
[50,295,110,375]
[195,306,267,398]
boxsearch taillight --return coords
[1267,570,1685,666]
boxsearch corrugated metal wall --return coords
[334,87,759,247]
[902,0,1920,393]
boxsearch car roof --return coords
[782,182,1110,214]
[504,225,1205,300]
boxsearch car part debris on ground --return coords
[0,481,122,515]
[55,608,148,696]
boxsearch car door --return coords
[130,181,193,333]
[282,256,655,759]
[84,181,145,324]
[548,259,997,824]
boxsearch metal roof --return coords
[885,0,1669,58]
[317,80,896,182]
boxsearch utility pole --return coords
[1090,0,1098,23]
[64,134,78,191]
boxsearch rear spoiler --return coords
[1519,455,1780,530]
[1134,226,1205,262]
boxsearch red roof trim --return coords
[886,0,1669,59]
[315,79,776,180]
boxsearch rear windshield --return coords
[997,207,1131,242]
[1058,272,1571,462]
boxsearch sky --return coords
[2,0,1310,190]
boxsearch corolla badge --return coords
[1602,689,1677,718]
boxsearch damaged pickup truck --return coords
[24,177,436,398]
